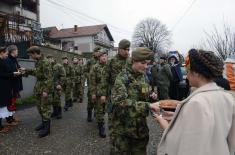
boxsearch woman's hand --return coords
[153,113,170,129]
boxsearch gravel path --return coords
[0,92,163,155]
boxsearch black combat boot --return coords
[87,110,92,122]
[56,106,62,119]
[98,122,106,138]
[35,120,44,131]
[64,101,69,111]
[51,106,57,118]
[38,120,50,138]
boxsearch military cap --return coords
[97,49,108,57]
[93,46,101,53]
[132,47,154,61]
[27,46,41,53]
[62,55,68,59]
[118,39,131,49]
[47,54,53,59]
[0,46,6,53]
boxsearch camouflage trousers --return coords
[35,94,52,121]
[110,135,149,155]
[64,81,73,102]
[95,98,106,123]
[87,88,95,111]
[51,91,62,107]
[73,82,83,101]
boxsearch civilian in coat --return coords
[0,47,21,133]
[5,45,23,125]
[151,49,235,155]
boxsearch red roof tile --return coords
[50,24,107,39]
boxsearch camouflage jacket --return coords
[73,63,82,83]
[90,62,109,97]
[156,63,173,86]
[84,57,98,80]
[107,54,131,87]
[26,56,53,95]
[51,62,66,87]
[63,63,75,84]
[111,66,151,139]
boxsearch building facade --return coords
[43,24,114,58]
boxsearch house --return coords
[0,0,42,58]
[43,24,115,58]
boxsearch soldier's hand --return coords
[56,85,62,90]
[42,92,48,98]
[92,95,96,101]
[149,102,160,115]
[100,96,106,103]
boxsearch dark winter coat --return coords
[0,58,13,107]
[6,55,23,94]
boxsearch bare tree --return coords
[205,24,235,60]
[132,18,172,54]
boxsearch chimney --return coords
[74,25,78,32]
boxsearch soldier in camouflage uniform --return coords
[25,46,53,138]
[85,47,101,122]
[78,57,85,103]
[47,55,66,119]
[90,50,109,138]
[107,39,131,150]
[72,56,81,103]
[62,56,75,111]
[111,47,157,154]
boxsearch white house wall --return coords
[60,36,93,53]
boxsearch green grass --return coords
[16,96,37,106]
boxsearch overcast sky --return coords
[40,0,235,54]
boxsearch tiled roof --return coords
[49,24,112,39]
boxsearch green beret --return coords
[118,39,130,49]
[93,46,101,53]
[27,46,41,54]
[47,54,53,59]
[132,47,154,61]
[62,55,68,59]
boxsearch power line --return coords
[171,0,198,31]
[43,0,131,39]
[46,0,133,35]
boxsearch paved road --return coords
[0,95,163,155]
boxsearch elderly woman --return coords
[0,47,21,133]
[151,49,235,155]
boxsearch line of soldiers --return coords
[23,46,85,138]
[85,39,159,154]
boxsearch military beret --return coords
[62,55,68,59]
[0,46,6,53]
[47,54,53,58]
[27,46,41,53]
[132,47,154,61]
[93,46,101,53]
[118,39,131,49]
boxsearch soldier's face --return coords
[132,60,148,73]
[118,48,129,58]
[48,58,55,63]
[29,53,39,60]
[99,54,108,64]
[63,59,68,64]
[78,59,83,65]
[73,58,78,64]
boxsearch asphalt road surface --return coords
[0,94,163,155]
